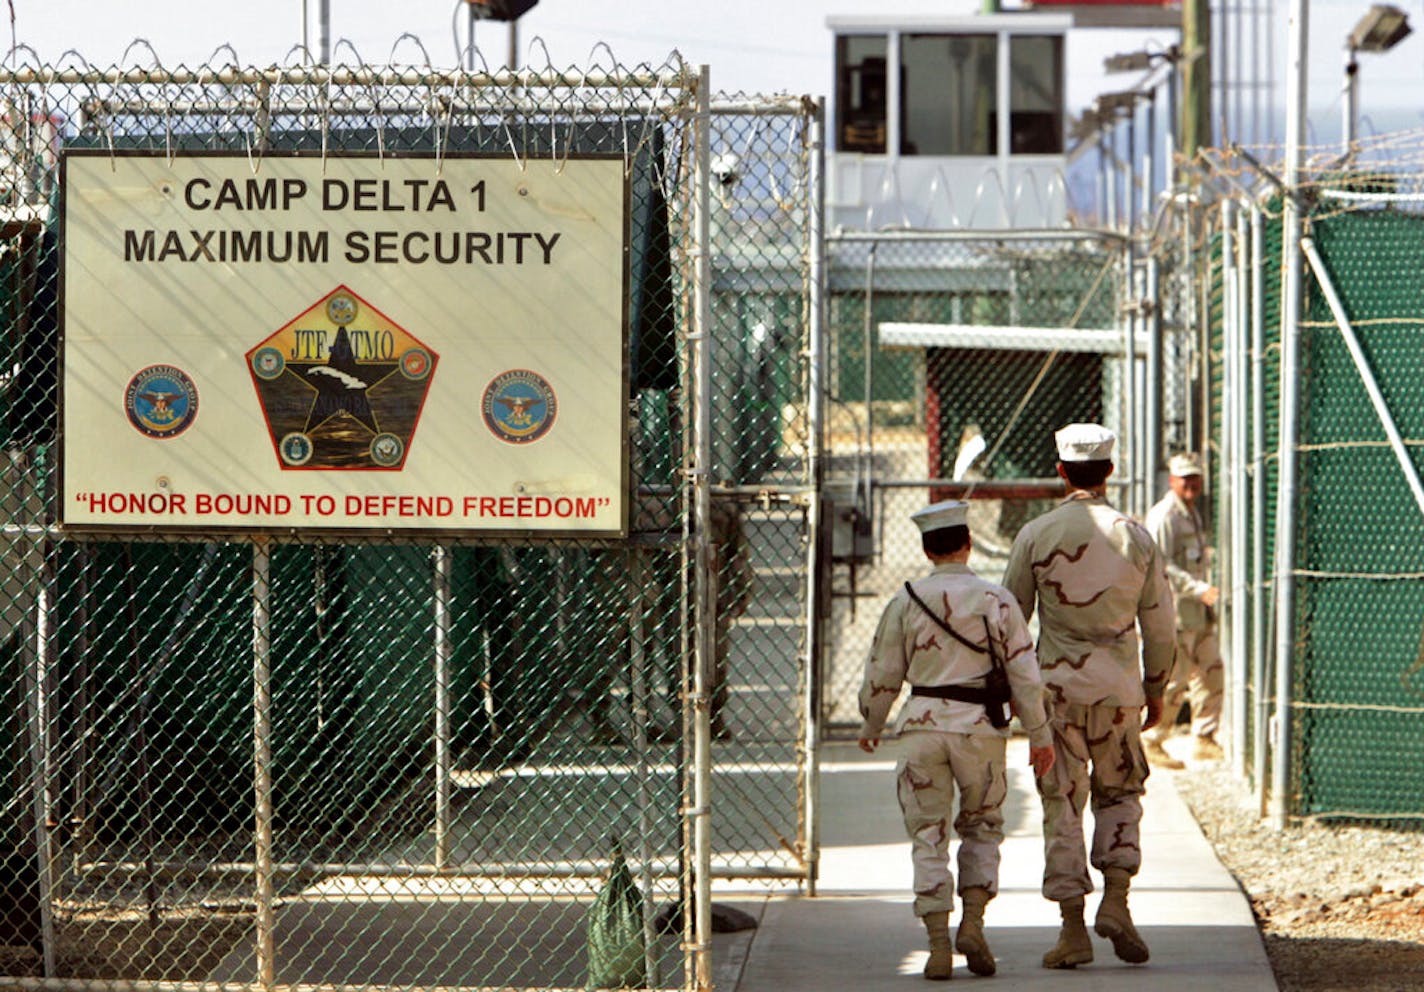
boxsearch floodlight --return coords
[1104,52,1153,73]
[466,0,539,22]
[1349,4,1411,53]
[1096,90,1143,115]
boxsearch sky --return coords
[9,0,1424,144]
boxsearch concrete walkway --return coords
[712,737,1278,991]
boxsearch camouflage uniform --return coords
[1144,488,1223,742]
[1002,491,1176,901]
[858,562,1052,916]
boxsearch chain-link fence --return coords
[1202,132,1424,825]
[818,230,1134,731]
[0,56,822,992]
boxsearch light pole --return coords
[1342,4,1411,152]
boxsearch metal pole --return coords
[1271,0,1308,831]
[690,63,715,992]
[467,5,476,72]
[1123,243,1138,515]
[318,0,330,65]
[433,546,452,870]
[1231,202,1251,778]
[1342,47,1358,153]
[1182,189,1197,447]
[1303,236,1424,516]
[861,242,878,481]
[1142,92,1155,226]
[1219,202,1238,747]
[23,557,55,976]
[1145,252,1163,513]
[252,536,276,989]
[1127,106,1138,234]
[803,97,827,898]
[1097,129,1109,228]
[1249,201,1270,813]
[1218,0,1231,143]
[628,550,660,986]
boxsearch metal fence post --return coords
[1249,201,1271,814]
[1219,200,1238,752]
[433,545,452,871]
[691,61,715,992]
[1271,0,1309,830]
[1145,252,1163,508]
[802,96,827,898]
[252,536,276,990]
[23,552,55,978]
[1231,201,1251,778]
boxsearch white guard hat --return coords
[1055,423,1116,462]
[911,499,970,534]
[1168,452,1204,477]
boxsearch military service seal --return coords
[482,369,557,444]
[124,365,199,439]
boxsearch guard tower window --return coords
[1009,35,1064,154]
[835,34,887,153]
[902,33,996,156]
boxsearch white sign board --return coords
[61,152,629,535]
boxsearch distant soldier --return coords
[1002,423,1176,969]
[858,499,1056,981]
[1142,452,1224,768]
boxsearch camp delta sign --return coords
[61,152,629,535]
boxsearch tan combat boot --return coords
[1143,738,1185,770]
[1041,895,1093,969]
[955,887,995,976]
[1193,735,1225,762]
[923,910,954,980]
[1094,867,1150,963]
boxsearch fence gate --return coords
[0,56,822,992]
[818,231,1134,730]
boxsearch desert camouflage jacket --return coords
[858,561,1051,747]
[1003,491,1176,707]
[1145,489,1214,631]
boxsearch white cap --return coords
[1055,423,1116,462]
[1168,452,1203,477]
[911,499,970,534]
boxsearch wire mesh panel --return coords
[0,57,819,992]
[819,232,1128,730]
[698,95,818,880]
[1203,132,1424,824]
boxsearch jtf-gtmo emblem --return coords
[482,369,557,444]
[247,286,438,470]
[124,364,199,439]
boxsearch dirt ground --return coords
[1176,763,1424,992]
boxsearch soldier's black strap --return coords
[902,581,985,655]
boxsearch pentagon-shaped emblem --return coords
[247,286,438,470]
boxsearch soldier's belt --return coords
[910,683,993,703]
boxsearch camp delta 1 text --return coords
[181,176,471,213]
[120,175,564,265]
[121,228,562,265]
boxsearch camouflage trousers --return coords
[1035,701,1148,902]
[895,731,1007,917]
[1147,626,1224,742]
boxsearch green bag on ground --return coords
[586,840,647,990]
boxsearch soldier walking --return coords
[1002,424,1176,969]
[1142,452,1224,769]
[858,499,1056,980]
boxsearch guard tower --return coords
[828,12,1071,230]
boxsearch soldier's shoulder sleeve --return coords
[1002,526,1038,617]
